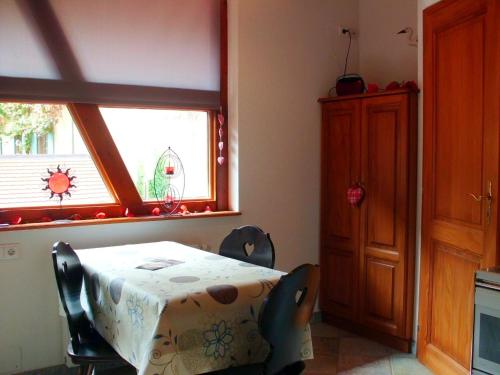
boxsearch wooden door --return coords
[320,100,361,321]
[418,0,500,374]
[359,94,416,346]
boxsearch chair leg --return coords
[78,363,95,375]
[281,361,305,374]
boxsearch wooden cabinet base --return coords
[322,312,412,353]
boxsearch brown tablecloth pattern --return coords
[76,241,313,375]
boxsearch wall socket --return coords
[338,25,356,37]
[0,243,20,260]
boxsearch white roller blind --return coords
[0,0,221,107]
[0,0,60,80]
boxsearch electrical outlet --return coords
[0,243,20,260]
[338,25,356,36]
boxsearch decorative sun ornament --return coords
[42,165,76,202]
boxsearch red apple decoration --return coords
[366,83,379,93]
[11,216,22,225]
[385,81,401,91]
[402,80,419,92]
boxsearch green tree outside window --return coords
[0,103,62,154]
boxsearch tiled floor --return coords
[304,323,433,375]
[24,323,432,375]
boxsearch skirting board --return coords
[13,363,131,375]
[13,365,78,375]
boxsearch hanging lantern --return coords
[153,147,185,215]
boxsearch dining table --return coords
[75,241,314,375]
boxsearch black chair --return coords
[213,264,320,375]
[52,241,127,375]
[219,225,276,268]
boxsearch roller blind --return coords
[0,0,221,109]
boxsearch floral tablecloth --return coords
[75,241,313,375]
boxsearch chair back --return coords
[52,241,93,352]
[259,264,320,375]
[219,225,275,268]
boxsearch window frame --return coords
[0,101,222,225]
[0,1,229,228]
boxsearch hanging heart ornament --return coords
[347,183,365,207]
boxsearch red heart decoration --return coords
[217,113,225,126]
[347,184,365,207]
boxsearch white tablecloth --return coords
[76,241,313,375]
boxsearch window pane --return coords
[99,107,210,201]
[0,103,114,208]
[479,313,500,364]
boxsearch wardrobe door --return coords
[320,100,361,321]
[418,0,500,374]
[358,94,414,341]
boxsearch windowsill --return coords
[0,210,241,232]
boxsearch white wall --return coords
[0,0,359,372]
[358,0,418,86]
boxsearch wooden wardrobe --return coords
[319,89,418,352]
[418,0,500,374]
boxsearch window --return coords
[0,0,228,227]
[0,103,113,209]
[36,133,49,154]
[100,107,211,201]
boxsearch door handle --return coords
[468,193,484,202]
[468,181,493,224]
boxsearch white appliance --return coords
[473,268,500,374]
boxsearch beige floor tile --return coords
[312,336,339,357]
[304,354,338,374]
[311,323,356,339]
[338,337,396,359]
[390,353,433,375]
[338,358,392,375]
